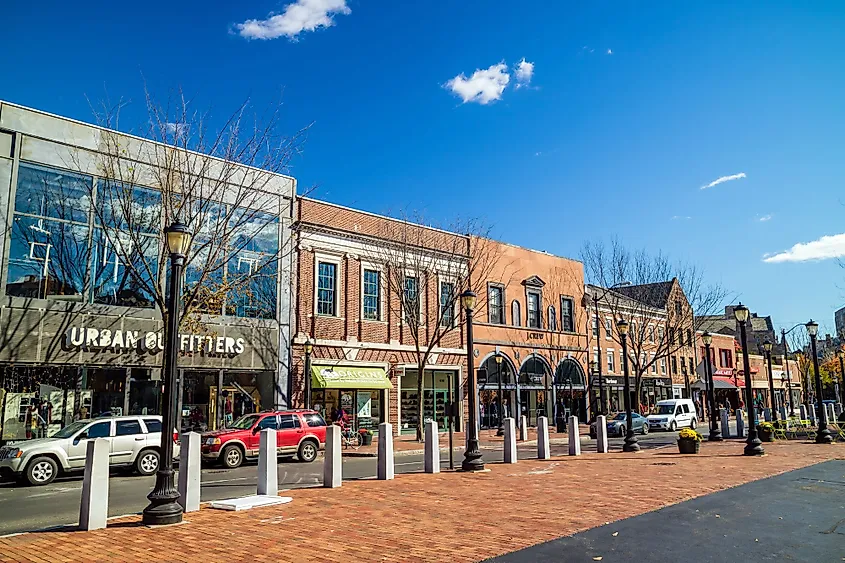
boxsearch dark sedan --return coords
[590,412,649,438]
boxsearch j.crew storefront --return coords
[0,305,282,444]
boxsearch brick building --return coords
[290,198,470,436]
[471,241,588,426]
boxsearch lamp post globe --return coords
[143,221,193,525]
[806,320,832,444]
[460,290,485,471]
[734,303,763,456]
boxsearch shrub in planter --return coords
[677,428,703,454]
[757,422,775,442]
[358,428,374,446]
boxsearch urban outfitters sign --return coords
[64,327,247,356]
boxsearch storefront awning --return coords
[311,365,393,390]
[714,375,744,388]
[691,378,737,390]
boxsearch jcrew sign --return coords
[64,327,247,356]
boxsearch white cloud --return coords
[445,62,510,105]
[763,233,845,263]
[671,215,692,221]
[758,214,772,222]
[514,59,534,88]
[607,48,613,55]
[236,0,351,40]
[700,172,747,190]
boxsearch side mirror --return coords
[73,432,87,445]
[252,426,261,434]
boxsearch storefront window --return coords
[401,370,455,433]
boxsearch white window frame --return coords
[437,274,458,329]
[526,289,542,329]
[607,349,615,373]
[360,261,384,322]
[660,357,667,375]
[402,270,424,325]
[314,252,342,318]
[605,317,613,340]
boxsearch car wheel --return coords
[220,445,244,469]
[135,449,160,476]
[669,420,677,431]
[690,418,697,429]
[26,456,58,486]
[618,425,626,437]
[641,423,649,435]
[298,440,318,463]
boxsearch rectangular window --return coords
[720,349,733,368]
[671,356,678,375]
[362,269,380,320]
[660,357,667,374]
[607,350,615,373]
[527,291,541,328]
[605,318,613,340]
[317,262,337,316]
[488,285,504,324]
[658,327,665,343]
[224,208,280,319]
[440,281,455,327]
[669,328,676,345]
[649,326,655,343]
[116,420,142,436]
[143,419,162,433]
[592,316,599,337]
[279,414,300,429]
[651,354,657,373]
[686,330,693,347]
[403,276,419,323]
[560,297,574,332]
[680,357,686,375]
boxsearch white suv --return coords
[0,415,177,486]
[647,399,698,432]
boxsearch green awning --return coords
[311,365,393,390]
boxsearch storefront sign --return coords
[527,332,544,340]
[64,327,246,356]
[340,392,354,411]
[357,393,372,418]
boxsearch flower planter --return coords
[360,433,373,446]
[757,428,774,442]
[677,438,700,454]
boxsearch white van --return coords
[646,399,697,432]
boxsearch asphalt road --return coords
[0,431,677,536]
[488,459,845,563]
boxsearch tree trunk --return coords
[416,361,425,442]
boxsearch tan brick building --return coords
[290,199,470,436]
[471,240,589,426]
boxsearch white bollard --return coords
[596,415,609,453]
[257,428,278,496]
[568,416,581,456]
[323,425,342,488]
[377,423,394,480]
[424,420,439,474]
[503,418,517,464]
[720,409,731,439]
[79,438,109,531]
[828,404,836,423]
[778,406,787,421]
[519,416,528,441]
[178,431,201,512]
[799,404,807,420]
[763,408,772,422]
[808,404,816,423]
[537,417,550,460]
[736,410,745,438]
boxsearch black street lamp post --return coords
[142,221,192,526]
[617,319,639,453]
[734,303,764,456]
[763,341,778,422]
[806,320,832,444]
[304,339,314,409]
[461,290,485,471]
[592,294,605,417]
[702,332,721,441]
[495,353,504,436]
[838,349,845,406]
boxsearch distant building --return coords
[836,305,845,338]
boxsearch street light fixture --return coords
[495,353,504,437]
[460,290,485,471]
[304,339,314,409]
[806,320,832,444]
[143,221,192,525]
[617,319,639,453]
[734,303,763,456]
[591,282,630,418]
[763,340,778,422]
[702,331,721,441]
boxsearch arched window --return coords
[519,356,551,385]
[548,306,557,331]
[555,358,586,387]
[512,300,521,327]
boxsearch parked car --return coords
[647,399,697,431]
[0,415,177,486]
[201,410,326,469]
[590,412,649,438]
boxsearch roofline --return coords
[0,99,297,183]
[478,237,582,265]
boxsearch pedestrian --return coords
[725,397,732,415]
[224,395,233,426]
[694,397,702,419]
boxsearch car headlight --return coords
[3,448,21,460]
[206,437,221,446]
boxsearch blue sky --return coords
[3,1,845,334]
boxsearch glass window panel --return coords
[440,281,454,327]
[561,298,574,332]
[6,215,88,300]
[116,420,143,436]
[317,262,337,316]
[489,286,503,324]
[548,306,557,331]
[403,276,418,323]
[14,163,91,223]
[363,269,380,320]
[184,235,226,314]
[96,181,161,234]
[527,292,540,328]
[91,229,158,308]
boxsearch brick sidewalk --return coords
[1,440,841,563]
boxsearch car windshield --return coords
[229,414,261,430]
[655,405,674,415]
[51,421,90,439]
[612,413,627,421]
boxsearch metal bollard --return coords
[178,431,201,512]
[736,410,745,438]
[596,415,609,453]
[424,420,439,474]
[568,416,581,456]
[799,404,807,420]
[537,416,550,460]
[720,409,731,439]
[519,416,528,441]
[323,425,342,488]
[79,438,109,531]
[257,428,278,496]
[377,422,394,480]
[503,418,517,464]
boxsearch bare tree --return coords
[362,214,499,441]
[582,239,728,404]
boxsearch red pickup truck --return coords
[201,410,327,468]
